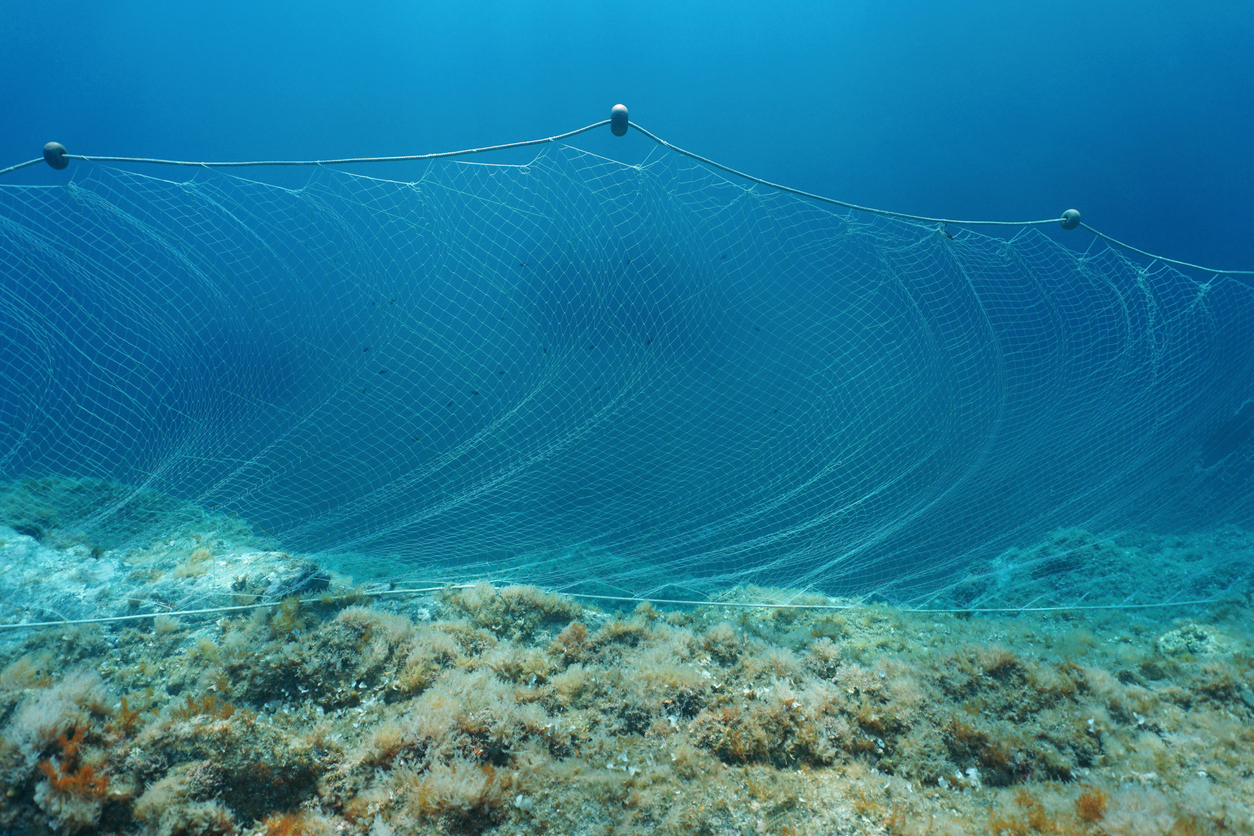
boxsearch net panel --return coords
[2,145,1252,610]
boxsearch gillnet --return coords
[1,139,1252,616]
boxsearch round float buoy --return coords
[43,142,69,170]
[610,104,629,137]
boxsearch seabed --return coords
[0,493,1251,835]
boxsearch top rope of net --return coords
[2,104,1250,277]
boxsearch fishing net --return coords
[2,141,1252,616]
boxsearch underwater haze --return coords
[5,3,1254,835]
[3,0,1253,271]
[3,0,1254,603]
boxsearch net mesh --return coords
[2,144,1253,612]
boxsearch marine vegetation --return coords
[0,557,1252,834]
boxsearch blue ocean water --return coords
[6,11,1254,830]
[2,1,1254,606]
[3,0,1252,271]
